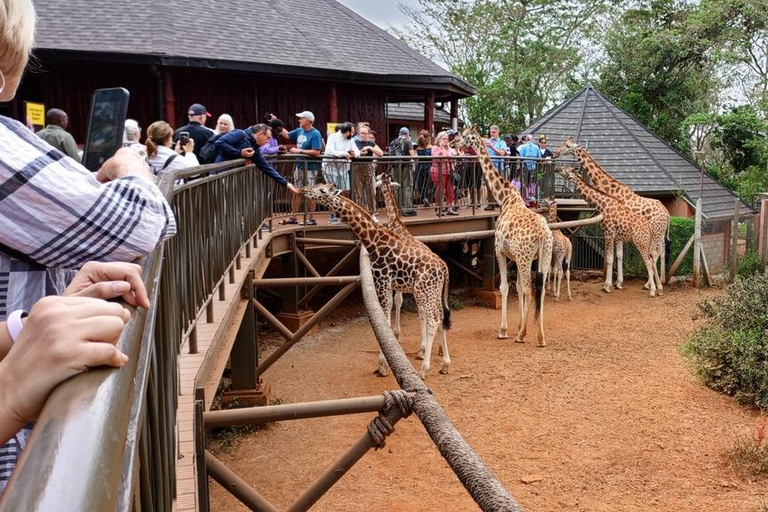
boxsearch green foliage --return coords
[682,271,768,408]
[738,250,763,278]
[728,420,768,479]
[395,0,618,132]
[714,105,768,175]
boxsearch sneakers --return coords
[484,204,496,211]
[401,209,418,217]
[446,208,459,216]
[329,213,340,224]
[280,217,299,225]
[422,198,430,207]
[304,218,318,226]
[371,213,380,223]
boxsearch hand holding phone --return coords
[241,147,255,158]
[179,132,190,146]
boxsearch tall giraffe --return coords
[455,128,553,345]
[553,138,670,288]
[375,172,449,362]
[539,197,572,302]
[299,183,451,379]
[558,167,662,297]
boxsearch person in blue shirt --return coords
[516,134,542,205]
[214,124,299,194]
[483,125,508,211]
[277,111,323,225]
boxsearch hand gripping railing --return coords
[358,247,525,512]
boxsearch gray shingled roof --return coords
[32,0,475,96]
[525,86,753,220]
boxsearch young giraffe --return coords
[375,172,450,361]
[554,138,669,291]
[558,167,662,297]
[299,183,451,379]
[539,197,572,302]
[455,128,553,345]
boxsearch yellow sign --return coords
[326,122,339,135]
[25,101,45,126]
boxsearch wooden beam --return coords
[693,198,702,287]
[327,84,338,123]
[425,90,435,135]
[668,234,694,279]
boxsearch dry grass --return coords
[729,419,768,479]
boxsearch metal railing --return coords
[0,158,267,511]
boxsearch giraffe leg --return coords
[375,284,393,377]
[536,270,546,347]
[653,252,664,296]
[554,257,562,302]
[416,310,427,361]
[642,252,657,298]
[393,291,403,340]
[565,255,572,301]
[603,238,614,293]
[437,324,451,374]
[660,235,667,285]
[515,266,531,343]
[615,241,624,289]
[497,253,510,339]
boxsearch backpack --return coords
[199,133,224,164]
[389,137,406,157]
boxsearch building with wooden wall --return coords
[9,0,475,145]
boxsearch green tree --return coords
[394,0,617,133]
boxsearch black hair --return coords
[338,122,354,134]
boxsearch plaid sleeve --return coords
[0,117,176,268]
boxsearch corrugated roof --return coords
[32,0,475,96]
[525,86,754,220]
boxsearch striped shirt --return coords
[0,115,177,491]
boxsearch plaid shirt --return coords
[0,115,177,491]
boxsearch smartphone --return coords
[82,87,130,172]
[179,132,190,146]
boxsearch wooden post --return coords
[450,94,459,131]
[693,198,702,288]
[760,197,768,270]
[163,67,175,127]
[730,198,739,281]
[327,84,338,123]
[425,91,435,136]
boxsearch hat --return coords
[295,111,315,122]
[447,128,458,136]
[399,127,410,136]
[188,103,211,117]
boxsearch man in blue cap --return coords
[174,103,215,159]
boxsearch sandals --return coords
[304,219,318,226]
[280,217,299,225]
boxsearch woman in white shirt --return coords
[145,121,199,176]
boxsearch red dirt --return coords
[209,278,767,511]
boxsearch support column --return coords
[276,234,313,331]
[163,67,176,128]
[475,236,502,309]
[328,84,338,124]
[759,196,768,270]
[450,94,459,132]
[425,91,435,136]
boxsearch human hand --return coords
[278,145,287,153]
[286,183,300,195]
[241,148,255,158]
[0,296,130,426]
[64,261,149,308]
[182,138,195,154]
[96,148,153,183]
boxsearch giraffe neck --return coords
[472,141,523,207]
[326,195,380,248]
[381,183,408,234]
[575,148,632,199]
[546,204,558,223]
[569,174,617,215]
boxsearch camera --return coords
[179,132,190,146]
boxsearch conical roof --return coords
[524,86,753,219]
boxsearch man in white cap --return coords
[277,110,323,225]
[174,103,214,159]
[388,126,417,216]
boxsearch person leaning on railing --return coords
[0,0,178,492]
[214,123,300,195]
[0,262,149,446]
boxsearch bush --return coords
[738,250,763,278]
[728,420,768,479]
[682,272,768,408]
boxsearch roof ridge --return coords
[526,86,589,137]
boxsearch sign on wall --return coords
[25,101,45,127]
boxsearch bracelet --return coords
[6,310,26,343]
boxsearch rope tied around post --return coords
[367,390,413,449]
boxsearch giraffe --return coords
[557,167,662,297]
[375,172,449,361]
[553,138,670,290]
[455,128,553,345]
[538,197,572,302]
[299,183,451,379]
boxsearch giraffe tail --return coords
[534,271,545,320]
[442,270,452,331]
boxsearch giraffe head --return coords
[556,166,580,182]
[552,137,580,158]
[453,127,484,153]
[374,173,401,190]
[539,196,556,210]
[299,183,342,207]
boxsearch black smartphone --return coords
[179,132,190,146]
[82,87,130,172]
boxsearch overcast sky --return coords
[336,0,410,31]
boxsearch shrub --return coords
[728,419,768,479]
[682,272,768,408]
[738,250,763,278]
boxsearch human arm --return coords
[289,129,322,157]
[0,119,175,268]
[0,296,131,444]
[250,146,291,188]
[322,134,349,158]
[362,143,384,157]
[259,138,280,156]
[214,130,247,160]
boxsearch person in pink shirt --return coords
[430,131,458,215]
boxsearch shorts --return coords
[293,167,318,186]
[322,169,350,191]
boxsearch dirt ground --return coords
[209,277,767,512]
